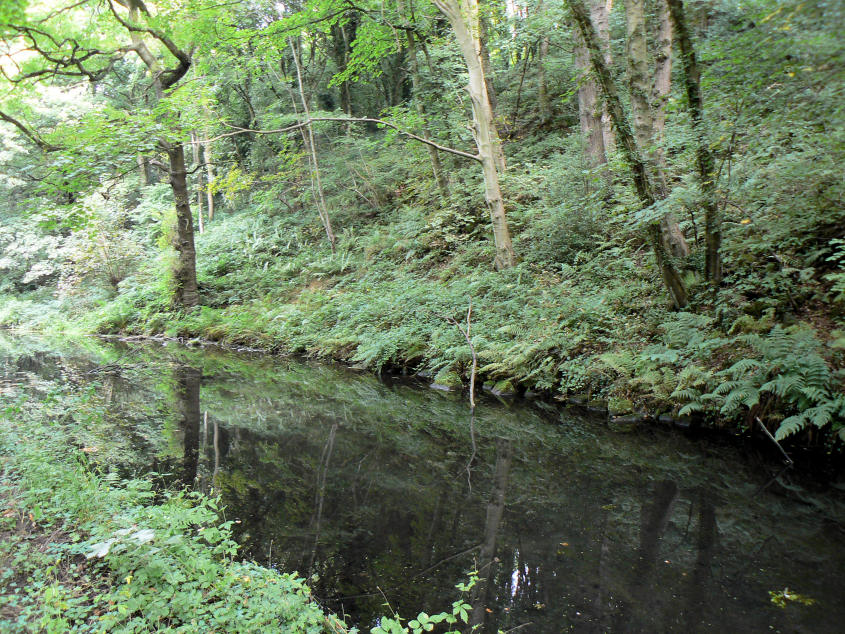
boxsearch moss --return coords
[430,369,463,391]
[608,397,634,416]
[491,379,517,397]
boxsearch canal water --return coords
[2,333,843,632]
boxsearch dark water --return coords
[2,333,844,633]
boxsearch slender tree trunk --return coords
[190,131,204,235]
[573,17,606,166]
[651,0,673,183]
[167,143,200,308]
[433,0,515,269]
[290,38,336,252]
[478,3,498,115]
[203,126,215,222]
[137,155,150,187]
[407,30,450,197]
[331,19,357,118]
[667,0,721,283]
[537,35,551,123]
[566,0,688,308]
[594,0,616,154]
[626,0,689,257]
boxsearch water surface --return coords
[2,333,843,633]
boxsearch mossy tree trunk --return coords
[167,143,200,308]
[566,0,689,308]
[667,0,720,283]
[625,0,690,258]
[573,5,607,166]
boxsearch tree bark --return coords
[537,35,551,124]
[594,0,616,155]
[167,143,200,308]
[567,0,688,308]
[330,17,358,118]
[478,2,498,116]
[573,16,606,166]
[625,0,654,152]
[433,0,515,269]
[203,130,214,222]
[626,0,689,257]
[651,0,673,183]
[667,0,721,283]
[190,131,204,235]
[137,155,150,187]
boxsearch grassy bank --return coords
[0,385,350,633]
[2,209,843,446]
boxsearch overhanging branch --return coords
[0,110,61,151]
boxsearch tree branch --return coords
[209,117,481,162]
[0,110,60,151]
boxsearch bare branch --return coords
[208,117,481,162]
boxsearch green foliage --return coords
[0,387,341,633]
[370,574,476,634]
[0,0,842,449]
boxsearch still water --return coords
[2,333,844,633]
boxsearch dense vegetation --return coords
[1,0,843,444]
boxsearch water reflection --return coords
[1,334,844,633]
[175,365,202,486]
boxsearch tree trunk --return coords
[667,0,721,283]
[127,0,198,309]
[407,30,450,197]
[566,0,688,308]
[652,0,673,185]
[478,3,498,115]
[627,0,690,257]
[190,131,204,235]
[625,0,654,152]
[204,131,214,222]
[594,0,616,154]
[573,18,606,166]
[137,155,150,187]
[433,0,515,269]
[330,18,357,118]
[537,35,551,124]
[167,143,200,308]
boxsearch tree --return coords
[565,0,688,308]
[667,0,721,283]
[625,0,689,258]
[432,0,515,269]
[0,0,200,308]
